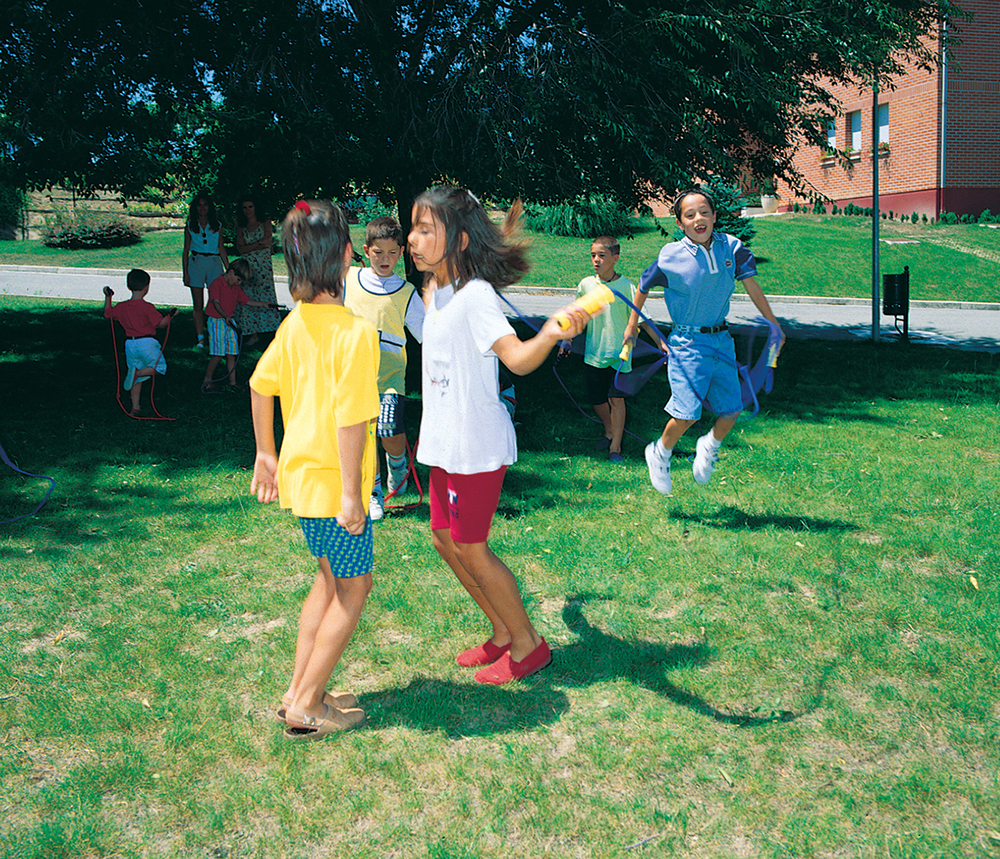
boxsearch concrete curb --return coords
[0,264,291,285]
[2,264,997,310]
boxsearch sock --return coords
[703,433,722,451]
[656,439,672,459]
[372,474,383,497]
[386,452,407,471]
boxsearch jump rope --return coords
[499,285,782,449]
[0,437,55,524]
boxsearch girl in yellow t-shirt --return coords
[249,200,380,740]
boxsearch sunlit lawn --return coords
[2,214,999,302]
[1,295,998,858]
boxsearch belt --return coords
[190,251,217,256]
[671,322,728,334]
[127,335,155,340]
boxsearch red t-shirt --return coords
[105,298,162,337]
[207,275,251,319]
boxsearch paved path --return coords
[2,264,998,353]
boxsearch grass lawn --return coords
[2,215,999,302]
[1,295,998,858]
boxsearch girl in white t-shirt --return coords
[409,185,589,684]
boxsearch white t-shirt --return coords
[417,278,517,474]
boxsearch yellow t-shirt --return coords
[343,265,417,395]
[249,303,380,517]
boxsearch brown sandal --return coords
[275,691,358,724]
[283,703,366,740]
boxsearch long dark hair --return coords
[281,200,352,302]
[187,191,221,233]
[412,185,529,292]
[236,195,265,229]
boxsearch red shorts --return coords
[429,466,507,544]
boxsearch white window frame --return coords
[849,111,862,152]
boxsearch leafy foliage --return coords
[1,0,968,239]
[524,195,635,238]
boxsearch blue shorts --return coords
[124,337,167,377]
[377,393,405,438]
[207,316,239,357]
[299,517,373,577]
[666,332,743,420]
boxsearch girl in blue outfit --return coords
[623,188,785,494]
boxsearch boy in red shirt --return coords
[202,258,273,392]
[103,269,176,416]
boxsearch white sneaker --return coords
[693,435,719,485]
[644,442,672,494]
[386,462,408,496]
[368,491,384,521]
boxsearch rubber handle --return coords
[555,284,615,331]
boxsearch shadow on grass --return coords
[2,304,997,545]
[366,593,825,736]
[365,675,570,738]
[673,506,856,534]
[556,593,825,726]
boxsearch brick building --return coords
[777,0,1000,219]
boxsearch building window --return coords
[826,120,837,150]
[878,103,889,149]
[849,111,862,153]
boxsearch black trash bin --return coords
[883,265,910,339]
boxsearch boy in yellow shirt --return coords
[344,217,425,520]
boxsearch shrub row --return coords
[43,217,142,249]
[524,195,634,238]
[789,201,1000,226]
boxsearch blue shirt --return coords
[638,233,757,328]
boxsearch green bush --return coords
[340,195,396,225]
[939,211,958,224]
[524,194,634,238]
[0,186,25,235]
[43,216,142,249]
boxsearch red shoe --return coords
[474,638,551,684]
[456,638,511,667]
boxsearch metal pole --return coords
[872,80,880,342]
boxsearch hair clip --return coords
[295,201,311,215]
[465,190,481,206]
[293,230,301,255]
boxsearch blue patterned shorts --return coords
[299,516,373,577]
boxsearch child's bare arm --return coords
[182,231,191,286]
[741,276,786,354]
[250,389,279,503]
[640,319,669,351]
[623,289,651,344]
[336,421,368,535]
[155,308,178,329]
[493,305,589,376]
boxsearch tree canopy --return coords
[2,0,966,228]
